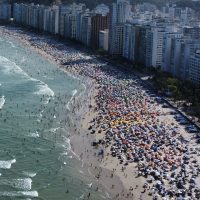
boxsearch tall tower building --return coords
[91,13,109,49]
[109,0,131,55]
[0,0,11,21]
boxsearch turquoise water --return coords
[0,37,104,199]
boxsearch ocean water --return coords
[0,36,105,200]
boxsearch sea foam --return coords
[0,56,29,77]
[0,178,32,190]
[34,83,54,97]
[0,159,16,169]
[0,56,54,101]
[28,132,39,138]
[66,89,77,110]
[0,191,38,197]
[23,171,37,178]
[0,96,5,109]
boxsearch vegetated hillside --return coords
[12,0,200,11]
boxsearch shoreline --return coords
[1,25,200,200]
[0,25,131,199]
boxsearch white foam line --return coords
[28,132,40,138]
[23,171,37,178]
[0,56,30,78]
[0,191,38,197]
[0,56,54,102]
[34,83,54,97]
[0,178,32,190]
[76,83,87,99]
[9,41,16,48]
[0,96,5,109]
[66,89,77,111]
[0,159,16,169]
[69,150,80,159]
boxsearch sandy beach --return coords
[0,25,199,200]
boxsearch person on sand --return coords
[141,183,149,193]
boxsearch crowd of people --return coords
[2,26,200,200]
[74,62,200,199]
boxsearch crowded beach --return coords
[0,26,200,200]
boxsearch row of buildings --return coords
[1,0,200,86]
[108,1,200,85]
[13,3,109,49]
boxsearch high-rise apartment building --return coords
[137,25,151,66]
[91,13,109,49]
[171,38,200,79]
[64,12,78,39]
[0,2,11,21]
[123,23,139,62]
[109,0,131,55]
[189,50,200,85]
[146,26,166,67]
[59,6,71,36]
[44,6,59,34]
[80,13,92,46]
[61,3,86,38]
[162,32,183,73]
[183,27,200,39]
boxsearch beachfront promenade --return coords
[1,25,200,200]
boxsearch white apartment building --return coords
[44,6,59,34]
[59,3,85,37]
[146,26,165,67]
[109,0,131,55]
[59,6,71,36]
[13,3,46,31]
[80,14,91,46]
[162,32,183,73]
[171,38,200,79]
[123,23,139,61]
[64,12,78,39]
[0,3,11,21]
[13,3,22,23]
[189,50,200,85]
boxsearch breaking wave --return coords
[0,159,16,169]
[0,96,5,109]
